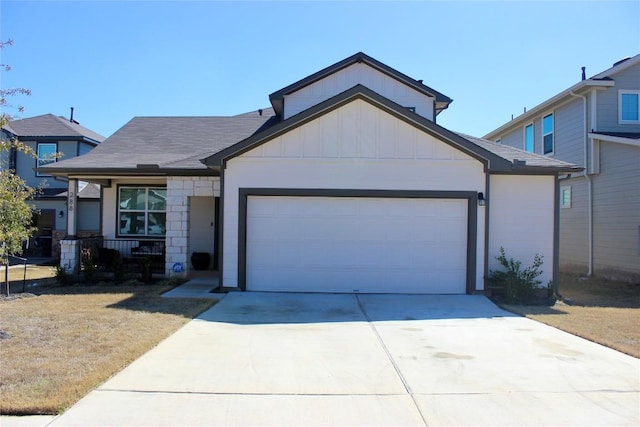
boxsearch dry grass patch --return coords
[503,273,640,358]
[0,283,217,415]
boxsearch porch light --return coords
[478,192,486,206]
[58,210,65,218]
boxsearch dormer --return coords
[269,52,452,121]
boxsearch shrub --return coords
[54,265,68,284]
[81,248,96,283]
[488,247,544,304]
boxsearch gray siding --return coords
[500,126,524,151]
[559,176,589,270]
[591,141,640,277]
[554,99,586,166]
[16,140,79,189]
[597,64,640,133]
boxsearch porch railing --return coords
[78,237,165,277]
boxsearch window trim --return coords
[524,123,534,153]
[619,90,640,124]
[36,142,58,177]
[117,185,167,238]
[542,113,554,156]
[560,186,571,209]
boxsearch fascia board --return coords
[589,132,640,147]
[483,80,615,140]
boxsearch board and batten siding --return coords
[596,63,640,133]
[592,141,640,277]
[223,99,486,289]
[488,175,555,286]
[283,63,435,120]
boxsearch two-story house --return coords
[41,52,580,294]
[1,113,105,258]
[484,54,640,282]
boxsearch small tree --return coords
[1,39,35,296]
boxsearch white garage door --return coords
[246,196,468,294]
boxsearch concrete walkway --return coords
[4,292,640,426]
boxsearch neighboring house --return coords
[484,54,640,282]
[41,52,580,294]
[1,113,105,258]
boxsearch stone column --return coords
[60,239,80,274]
[66,179,78,238]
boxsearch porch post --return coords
[66,179,78,238]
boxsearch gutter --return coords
[569,89,593,276]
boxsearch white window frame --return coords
[619,90,640,124]
[117,186,167,237]
[36,142,57,177]
[524,123,534,153]
[542,113,554,156]
[560,186,571,209]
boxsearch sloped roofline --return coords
[3,113,105,144]
[268,52,453,118]
[483,54,640,140]
[205,84,578,174]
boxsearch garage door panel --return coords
[246,196,468,294]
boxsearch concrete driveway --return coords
[48,292,639,426]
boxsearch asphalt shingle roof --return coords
[5,114,106,143]
[42,109,275,172]
[457,133,580,169]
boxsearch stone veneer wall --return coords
[165,176,219,277]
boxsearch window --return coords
[524,124,534,152]
[36,143,57,176]
[560,186,571,209]
[619,90,640,123]
[543,113,554,155]
[118,187,167,236]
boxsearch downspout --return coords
[569,89,593,276]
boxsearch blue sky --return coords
[1,1,639,139]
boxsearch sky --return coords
[1,1,639,139]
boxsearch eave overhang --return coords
[205,84,572,175]
[484,79,615,140]
[269,52,453,118]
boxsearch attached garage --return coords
[239,190,477,294]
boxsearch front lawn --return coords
[503,273,640,358]
[0,282,217,415]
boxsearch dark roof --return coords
[590,131,640,140]
[4,114,105,143]
[39,109,275,176]
[458,133,580,170]
[205,85,580,174]
[269,52,453,118]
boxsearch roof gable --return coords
[269,52,453,118]
[205,85,578,174]
[5,113,105,143]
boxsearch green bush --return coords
[488,247,544,304]
[54,265,68,284]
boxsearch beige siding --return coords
[224,99,487,289]
[591,141,640,277]
[489,175,556,286]
[283,63,435,120]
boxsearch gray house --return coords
[41,53,580,294]
[484,54,640,282]
[1,113,105,258]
